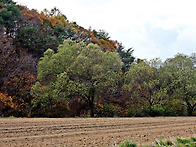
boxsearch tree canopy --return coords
[123,54,196,116]
[31,40,122,117]
[161,54,196,116]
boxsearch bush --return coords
[191,137,196,142]
[120,137,196,147]
[176,137,192,144]
[123,105,140,117]
[9,115,16,118]
[96,103,121,117]
[134,104,183,117]
[155,139,173,146]
[120,140,137,147]
[176,137,196,147]
[165,140,173,146]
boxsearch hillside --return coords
[0,0,134,117]
[0,0,195,118]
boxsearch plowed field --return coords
[0,117,196,146]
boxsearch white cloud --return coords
[14,0,196,61]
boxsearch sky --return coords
[14,0,196,61]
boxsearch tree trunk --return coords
[187,105,194,116]
[89,101,94,117]
[187,102,194,116]
[88,88,95,117]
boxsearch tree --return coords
[14,25,61,55]
[162,54,196,116]
[0,0,15,5]
[65,43,122,116]
[31,40,122,117]
[0,92,14,116]
[92,29,109,40]
[123,59,167,116]
[0,2,22,36]
[91,30,117,52]
[14,26,44,52]
[117,43,135,72]
[30,41,83,117]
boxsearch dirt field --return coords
[0,117,196,147]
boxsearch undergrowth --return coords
[120,137,196,147]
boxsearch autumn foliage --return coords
[0,0,195,117]
[0,0,123,117]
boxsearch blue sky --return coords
[14,0,196,61]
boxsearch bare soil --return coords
[0,117,196,146]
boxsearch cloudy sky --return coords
[14,0,196,61]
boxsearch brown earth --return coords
[0,117,196,147]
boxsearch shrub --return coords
[120,140,137,147]
[165,140,173,146]
[154,137,195,147]
[155,139,174,146]
[9,115,15,118]
[120,137,196,147]
[191,137,196,142]
[96,103,121,117]
[176,137,192,144]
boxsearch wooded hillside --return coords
[0,0,195,117]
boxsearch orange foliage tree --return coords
[91,32,117,52]
[0,93,15,116]
[2,72,36,117]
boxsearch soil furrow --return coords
[0,117,195,146]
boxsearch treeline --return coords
[30,41,196,117]
[0,0,195,117]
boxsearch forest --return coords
[0,0,195,117]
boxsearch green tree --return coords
[66,43,122,116]
[117,43,135,72]
[31,40,122,117]
[14,26,43,51]
[30,41,84,117]
[14,26,60,54]
[93,29,110,39]
[0,0,15,4]
[162,54,196,116]
[0,2,21,36]
[123,59,166,116]
[53,24,75,43]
